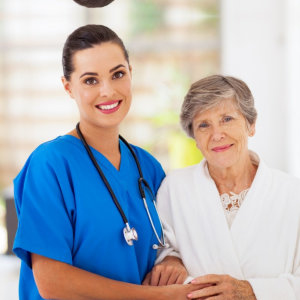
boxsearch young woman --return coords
[13,24,198,300]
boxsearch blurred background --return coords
[0,0,299,299]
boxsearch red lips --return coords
[95,100,122,114]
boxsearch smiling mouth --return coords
[96,100,122,113]
[212,144,233,152]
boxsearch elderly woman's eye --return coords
[85,77,98,85]
[199,122,209,128]
[223,116,233,122]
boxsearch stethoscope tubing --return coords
[76,122,168,249]
[76,123,128,225]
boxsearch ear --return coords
[61,76,74,99]
[249,122,256,137]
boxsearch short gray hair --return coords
[180,75,257,138]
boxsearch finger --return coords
[165,271,182,285]
[197,296,221,300]
[150,268,161,286]
[191,274,222,285]
[187,285,221,299]
[142,272,151,285]
[156,271,171,286]
[174,272,188,284]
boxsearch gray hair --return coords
[180,75,257,138]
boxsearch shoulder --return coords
[269,165,300,190]
[259,160,300,209]
[158,163,203,198]
[15,136,80,180]
[28,135,81,165]
[253,151,300,192]
[163,163,202,185]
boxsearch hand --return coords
[160,283,215,300]
[143,256,188,286]
[187,274,256,300]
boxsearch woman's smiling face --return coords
[62,42,132,131]
[192,97,255,171]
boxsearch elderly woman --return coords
[147,75,300,299]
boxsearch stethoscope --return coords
[76,123,169,249]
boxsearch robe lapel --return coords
[230,160,272,268]
[193,162,245,279]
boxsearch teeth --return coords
[99,102,119,110]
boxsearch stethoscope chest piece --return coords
[123,223,138,246]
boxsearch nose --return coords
[211,125,225,141]
[99,80,114,97]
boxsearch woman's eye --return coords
[85,78,98,85]
[199,122,209,129]
[223,116,233,123]
[112,71,125,79]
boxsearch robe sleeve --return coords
[248,241,300,299]
[154,177,194,284]
[155,178,181,263]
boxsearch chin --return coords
[208,157,237,170]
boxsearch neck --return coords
[208,153,257,195]
[68,121,121,170]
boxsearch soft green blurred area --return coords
[130,0,164,35]
[151,110,203,168]
[168,132,203,169]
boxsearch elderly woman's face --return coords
[192,98,255,171]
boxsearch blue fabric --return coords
[13,135,165,300]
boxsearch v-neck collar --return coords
[62,134,130,176]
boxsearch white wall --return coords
[221,0,300,177]
[285,0,300,177]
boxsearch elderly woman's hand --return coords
[142,256,188,286]
[187,274,256,300]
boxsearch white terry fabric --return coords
[156,156,300,300]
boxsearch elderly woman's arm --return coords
[187,236,300,300]
[188,266,300,300]
[187,274,256,299]
[142,177,193,286]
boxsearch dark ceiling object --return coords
[73,0,115,8]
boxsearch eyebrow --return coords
[79,72,98,79]
[109,64,126,73]
[79,64,126,79]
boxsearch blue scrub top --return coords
[13,135,165,300]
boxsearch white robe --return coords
[156,157,300,300]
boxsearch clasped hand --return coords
[187,274,256,300]
[143,258,256,300]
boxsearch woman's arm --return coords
[32,253,202,300]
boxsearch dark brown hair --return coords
[73,0,115,8]
[62,24,129,80]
